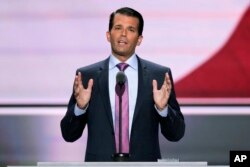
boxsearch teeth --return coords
[118,41,126,44]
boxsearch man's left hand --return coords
[152,72,172,111]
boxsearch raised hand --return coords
[74,72,94,109]
[152,72,172,111]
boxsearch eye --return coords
[114,26,121,30]
[128,27,136,32]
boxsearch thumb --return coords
[87,79,94,91]
[152,79,158,92]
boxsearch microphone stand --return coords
[112,82,130,161]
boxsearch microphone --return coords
[116,71,127,96]
[116,71,127,86]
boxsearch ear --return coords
[137,35,143,46]
[106,31,111,42]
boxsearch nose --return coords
[121,29,127,36]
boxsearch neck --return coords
[113,53,134,62]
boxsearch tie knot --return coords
[116,63,129,71]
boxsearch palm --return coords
[74,72,94,109]
[77,87,92,107]
[153,89,169,109]
[152,73,171,110]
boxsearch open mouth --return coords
[118,40,127,45]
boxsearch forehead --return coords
[113,13,139,28]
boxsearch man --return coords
[61,7,185,161]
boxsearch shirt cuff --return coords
[154,105,168,117]
[74,104,88,116]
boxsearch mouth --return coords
[117,39,127,45]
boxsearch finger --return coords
[76,72,86,90]
[74,83,80,93]
[165,73,172,89]
[74,75,79,91]
[165,73,170,83]
[152,79,158,92]
[77,72,83,85]
[74,92,79,98]
[74,87,79,98]
[87,79,94,91]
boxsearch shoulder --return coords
[139,57,170,73]
[77,59,108,74]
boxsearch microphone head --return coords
[116,71,127,85]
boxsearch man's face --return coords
[106,13,143,61]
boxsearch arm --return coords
[159,99,185,142]
[60,94,88,142]
[60,71,93,142]
[153,70,185,141]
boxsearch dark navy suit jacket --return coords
[61,56,185,161]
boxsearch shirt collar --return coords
[109,53,138,70]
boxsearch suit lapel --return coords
[132,57,149,125]
[97,58,114,130]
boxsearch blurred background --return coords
[0,0,249,166]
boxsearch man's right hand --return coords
[74,72,94,109]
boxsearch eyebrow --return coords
[113,24,137,29]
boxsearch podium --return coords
[8,161,229,167]
[38,161,207,166]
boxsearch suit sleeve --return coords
[60,71,88,142]
[158,69,185,141]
